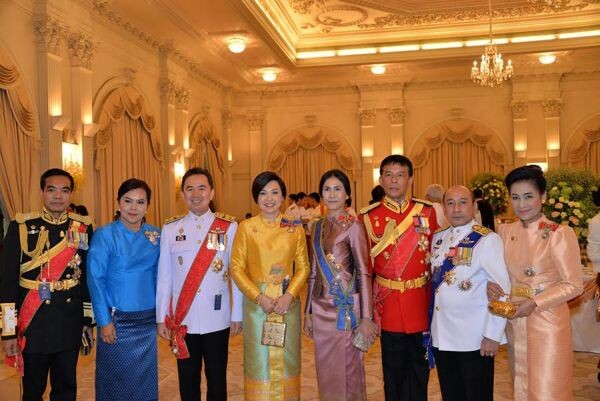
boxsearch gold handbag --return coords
[488,299,516,318]
[261,314,287,348]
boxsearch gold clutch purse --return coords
[262,316,287,348]
[488,300,516,318]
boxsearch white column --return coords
[542,98,562,169]
[511,100,529,167]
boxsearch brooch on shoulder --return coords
[538,221,558,239]
[145,230,160,245]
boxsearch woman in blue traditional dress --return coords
[88,178,160,401]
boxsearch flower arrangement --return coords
[468,172,509,215]
[543,167,600,245]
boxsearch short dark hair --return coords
[251,171,287,203]
[319,169,351,197]
[297,192,307,199]
[379,154,413,177]
[289,194,299,202]
[505,165,546,194]
[40,168,74,191]
[370,185,385,203]
[117,178,152,204]
[309,192,321,203]
[592,189,600,207]
[345,197,352,207]
[182,167,213,190]
[472,188,483,199]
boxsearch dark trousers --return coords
[177,328,230,401]
[433,347,494,401]
[22,348,79,401]
[381,331,429,401]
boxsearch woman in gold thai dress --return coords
[489,165,583,401]
[231,171,310,401]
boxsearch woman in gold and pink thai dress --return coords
[303,169,378,401]
[489,165,583,401]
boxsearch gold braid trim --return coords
[19,223,49,260]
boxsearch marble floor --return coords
[0,331,598,400]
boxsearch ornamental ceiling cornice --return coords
[90,0,229,91]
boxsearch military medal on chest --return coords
[211,258,224,272]
[207,228,226,251]
[176,227,186,242]
[413,214,431,263]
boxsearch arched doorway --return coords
[266,126,357,196]
[563,114,600,174]
[94,86,164,225]
[409,119,510,198]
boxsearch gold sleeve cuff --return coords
[0,303,17,337]
[83,302,95,322]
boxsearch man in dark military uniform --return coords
[0,168,94,401]
[360,155,439,401]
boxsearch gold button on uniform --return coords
[66,298,72,303]
[435,306,440,311]
[66,274,71,279]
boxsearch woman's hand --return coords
[355,318,378,344]
[303,314,313,338]
[100,322,117,344]
[486,282,505,301]
[273,293,293,315]
[257,294,275,314]
[510,299,537,319]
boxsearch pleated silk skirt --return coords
[312,292,366,401]
[96,308,158,401]
[242,297,301,401]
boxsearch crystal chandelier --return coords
[471,0,513,87]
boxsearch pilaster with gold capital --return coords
[511,100,528,165]
[543,98,562,169]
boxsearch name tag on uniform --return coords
[38,282,51,301]
[214,294,222,311]
[176,234,186,241]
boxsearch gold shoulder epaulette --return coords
[472,224,492,236]
[359,202,380,215]
[15,212,41,224]
[164,214,185,225]
[214,212,236,222]
[435,225,450,234]
[412,197,433,206]
[68,212,92,226]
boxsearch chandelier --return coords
[471,0,513,87]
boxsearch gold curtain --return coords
[188,117,225,210]
[567,127,600,174]
[267,128,355,195]
[95,87,164,226]
[0,58,40,219]
[411,123,506,199]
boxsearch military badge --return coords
[524,266,536,277]
[211,258,224,273]
[207,228,227,251]
[458,279,473,292]
[374,216,380,228]
[145,230,160,245]
[176,234,186,241]
[443,271,456,286]
[222,270,230,282]
[280,217,301,233]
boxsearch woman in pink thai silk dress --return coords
[303,169,378,401]
[489,165,583,401]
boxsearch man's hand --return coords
[273,293,293,315]
[480,337,500,357]
[100,322,116,344]
[2,338,18,356]
[257,294,275,314]
[157,322,170,340]
[230,321,243,335]
[486,282,504,301]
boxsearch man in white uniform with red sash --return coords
[156,167,242,401]
[1,168,94,401]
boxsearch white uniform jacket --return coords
[156,211,243,334]
[430,220,511,352]
[586,213,600,273]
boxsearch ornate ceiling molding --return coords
[34,16,68,56]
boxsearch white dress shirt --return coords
[430,220,511,351]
